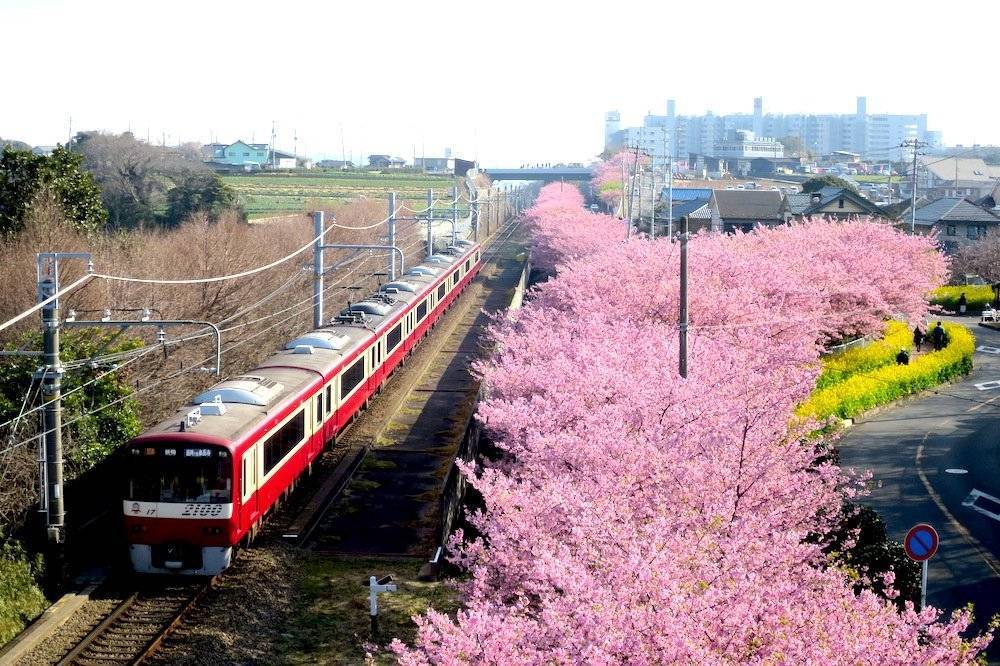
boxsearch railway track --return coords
[54,580,212,665]
[9,214,525,666]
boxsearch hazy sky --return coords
[2,0,997,165]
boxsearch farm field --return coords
[223,170,464,219]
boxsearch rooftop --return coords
[913,197,1000,225]
[710,190,785,220]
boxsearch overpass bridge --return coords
[480,166,593,182]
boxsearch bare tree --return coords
[73,131,207,228]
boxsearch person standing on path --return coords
[932,321,946,351]
[913,325,925,351]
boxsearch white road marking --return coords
[945,468,969,474]
[962,489,1000,522]
[974,380,1000,391]
[976,345,1000,354]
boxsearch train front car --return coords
[124,433,237,575]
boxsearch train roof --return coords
[133,241,480,450]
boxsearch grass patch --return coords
[362,457,398,471]
[930,285,994,311]
[223,171,463,218]
[277,555,459,664]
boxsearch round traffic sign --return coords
[903,523,939,562]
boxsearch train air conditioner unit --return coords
[286,332,349,351]
[192,375,284,407]
[380,281,418,293]
[405,266,440,277]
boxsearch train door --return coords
[240,445,259,532]
[324,384,333,442]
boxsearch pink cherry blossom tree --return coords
[392,184,985,664]
[591,150,650,209]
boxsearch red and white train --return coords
[124,240,482,574]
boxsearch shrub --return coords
[817,321,912,388]
[0,539,46,646]
[799,323,973,420]
[930,285,994,311]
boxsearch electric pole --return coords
[679,216,689,378]
[426,189,434,255]
[36,252,92,592]
[902,139,927,233]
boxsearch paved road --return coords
[839,317,1000,660]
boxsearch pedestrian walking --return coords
[895,348,910,365]
[913,325,925,351]
[958,292,968,315]
[931,321,946,351]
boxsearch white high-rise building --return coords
[605,97,938,163]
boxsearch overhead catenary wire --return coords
[0,229,430,436]
[0,216,503,457]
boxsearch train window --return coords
[476,251,480,261]
[340,357,365,399]
[316,394,323,423]
[465,259,471,272]
[416,300,428,322]
[387,323,402,351]
[325,385,332,409]
[128,445,232,503]
[263,410,305,475]
[437,284,445,300]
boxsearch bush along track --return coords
[799,323,974,421]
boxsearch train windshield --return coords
[128,444,232,503]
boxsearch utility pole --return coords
[313,212,325,328]
[472,189,480,241]
[451,186,458,245]
[902,139,926,233]
[620,159,627,219]
[270,121,277,170]
[426,189,434,255]
[667,140,674,239]
[636,169,643,235]
[36,252,92,592]
[649,171,657,238]
[627,143,641,235]
[679,216,689,378]
[388,193,397,279]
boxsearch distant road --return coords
[838,317,1000,662]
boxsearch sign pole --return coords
[903,522,938,613]
[920,559,928,612]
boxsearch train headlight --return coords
[202,526,223,535]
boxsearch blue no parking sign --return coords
[904,523,939,561]
[904,523,939,611]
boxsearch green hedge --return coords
[930,285,994,311]
[0,540,46,646]
[817,321,912,389]
[799,323,974,420]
